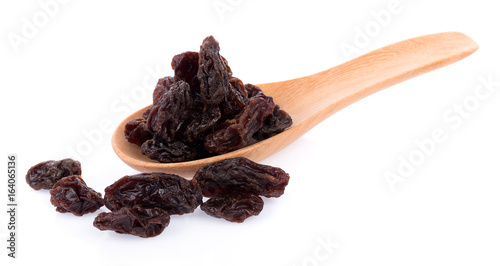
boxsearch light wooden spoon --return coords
[112,32,478,177]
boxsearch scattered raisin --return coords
[26,158,81,190]
[201,191,264,223]
[94,206,170,238]
[104,172,202,215]
[194,157,290,198]
[49,175,104,216]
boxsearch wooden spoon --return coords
[112,32,478,177]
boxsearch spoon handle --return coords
[265,32,479,125]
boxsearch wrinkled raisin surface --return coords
[141,136,197,163]
[124,118,152,146]
[253,105,293,140]
[49,175,104,216]
[124,36,292,163]
[147,80,193,142]
[201,191,264,223]
[204,93,275,154]
[104,173,202,215]
[194,157,290,198]
[197,36,232,106]
[94,206,170,238]
[26,158,82,190]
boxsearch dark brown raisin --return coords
[94,206,170,238]
[201,191,264,223]
[104,172,202,215]
[26,159,81,190]
[219,77,249,120]
[147,80,193,142]
[49,175,104,216]
[197,36,231,106]
[141,136,197,163]
[245,83,263,98]
[193,157,290,198]
[124,118,153,146]
[172,51,200,91]
[183,104,221,143]
[204,93,275,154]
[153,76,174,105]
[253,105,293,140]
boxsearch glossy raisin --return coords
[153,76,174,105]
[201,191,264,223]
[197,36,231,106]
[219,77,248,120]
[26,158,81,190]
[124,118,153,146]
[253,105,293,140]
[147,80,193,142]
[49,175,104,216]
[104,172,202,215]
[94,206,170,238]
[204,93,275,154]
[172,51,200,90]
[141,136,197,163]
[194,157,290,198]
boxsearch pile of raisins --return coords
[124,36,293,163]
[26,157,290,237]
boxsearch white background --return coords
[1,0,499,265]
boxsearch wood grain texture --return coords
[111,32,478,177]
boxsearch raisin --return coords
[201,191,264,223]
[193,157,290,198]
[147,80,193,142]
[204,93,275,154]
[104,172,202,215]
[49,175,104,216]
[197,36,231,106]
[94,206,170,238]
[172,51,200,91]
[141,136,197,163]
[253,105,293,140]
[183,104,221,143]
[245,83,263,98]
[219,77,249,120]
[153,76,174,105]
[124,118,153,146]
[26,158,81,190]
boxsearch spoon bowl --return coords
[112,32,478,177]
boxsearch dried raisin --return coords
[26,158,81,190]
[204,93,275,154]
[141,136,197,163]
[193,157,290,198]
[253,105,293,140]
[49,175,104,216]
[94,206,170,238]
[104,172,202,215]
[201,191,264,223]
[124,118,152,146]
[197,36,232,106]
